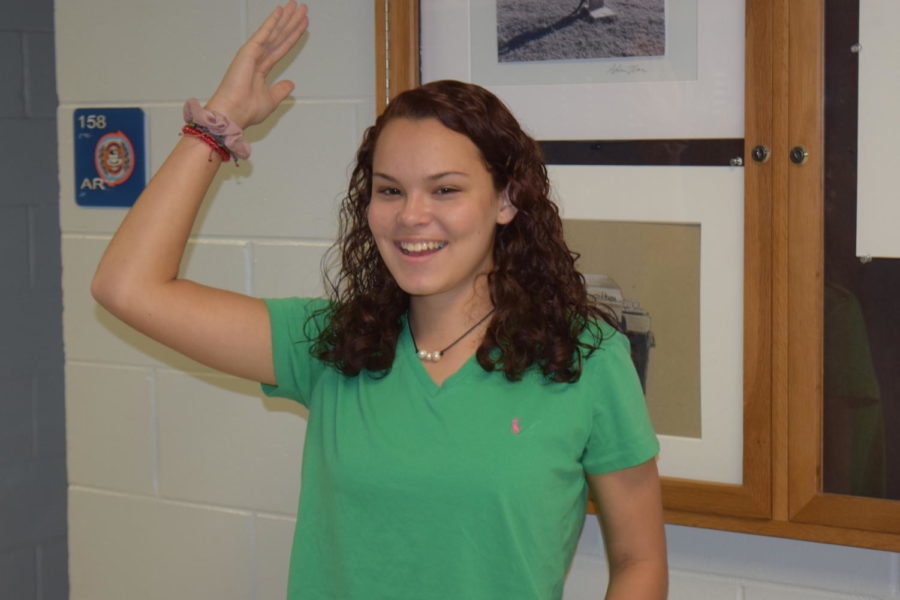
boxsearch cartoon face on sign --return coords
[95,132,135,187]
[104,143,124,173]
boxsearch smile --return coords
[397,241,448,255]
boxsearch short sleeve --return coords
[581,329,660,475]
[260,297,332,407]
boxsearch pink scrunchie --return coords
[183,98,251,160]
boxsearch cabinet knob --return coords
[751,145,770,163]
[790,146,809,164]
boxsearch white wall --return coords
[56,1,900,599]
[0,0,67,598]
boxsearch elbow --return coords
[91,266,134,316]
[92,265,175,322]
[91,269,118,311]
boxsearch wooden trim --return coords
[793,494,900,532]
[786,0,826,520]
[375,0,387,111]
[666,509,900,552]
[784,0,900,537]
[662,479,768,520]
[770,0,792,524]
[375,0,420,115]
[737,0,776,520]
[658,0,775,521]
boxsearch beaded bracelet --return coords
[182,98,251,161]
[182,124,231,163]
[186,121,227,147]
[183,122,234,163]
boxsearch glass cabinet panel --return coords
[822,0,900,500]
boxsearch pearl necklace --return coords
[410,309,495,362]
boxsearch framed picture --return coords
[564,220,703,439]
[479,0,694,84]
[419,0,743,141]
[553,165,743,484]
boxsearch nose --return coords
[397,190,432,227]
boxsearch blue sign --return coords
[74,108,146,207]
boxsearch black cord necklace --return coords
[410,309,495,362]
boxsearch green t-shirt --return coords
[262,297,659,600]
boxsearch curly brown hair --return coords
[310,80,614,382]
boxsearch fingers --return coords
[248,2,287,46]
[271,3,308,53]
[266,2,294,46]
[250,1,306,49]
[258,4,309,75]
[270,80,296,105]
[266,1,306,47]
[270,1,301,37]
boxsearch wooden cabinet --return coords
[375,0,900,551]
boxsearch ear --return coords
[496,187,518,225]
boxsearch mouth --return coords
[396,240,448,256]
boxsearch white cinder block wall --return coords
[56,1,900,599]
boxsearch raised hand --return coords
[206,1,309,129]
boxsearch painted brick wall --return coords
[56,1,900,599]
[0,0,68,598]
[57,1,368,598]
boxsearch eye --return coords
[376,186,402,197]
[435,186,459,196]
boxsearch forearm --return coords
[605,557,668,600]
[81,2,303,384]
[91,134,223,312]
[93,0,307,319]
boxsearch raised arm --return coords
[91,2,309,385]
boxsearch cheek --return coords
[366,206,395,252]
[366,203,382,234]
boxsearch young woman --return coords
[91,2,667,598]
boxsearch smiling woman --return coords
[312,80,623,385]
[295,79,666,597]
[89,3,665,596]
[368,118,516,304]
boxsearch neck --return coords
[407,285,494,352]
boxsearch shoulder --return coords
[580,316,620,342]
[263,297,333,342]
[579,321,659,473]
[579,317,628,360]
[576,319,639,388]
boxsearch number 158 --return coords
[78,114,107,129]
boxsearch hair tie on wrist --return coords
[181,125,231,163]
[182,98,251,161]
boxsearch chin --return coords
[393,280,441,298]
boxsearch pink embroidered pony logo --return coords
[512,418,521,434]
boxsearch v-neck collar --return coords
[399,313,482,396]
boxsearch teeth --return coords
[399,241,447,253]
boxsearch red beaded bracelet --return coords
[183,98,250,160]
[181,124,232,163]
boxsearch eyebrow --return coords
[372,171,469,182]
